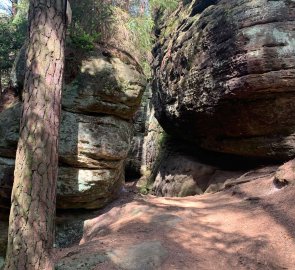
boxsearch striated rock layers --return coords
[153,0,295,160]
[0,46,146,209]
[126,85,164,182]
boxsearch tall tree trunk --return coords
[4,0,66,269]
[0,69,2,93]
[11,0,18,17]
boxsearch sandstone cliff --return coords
[0,45,146,209]
[153,0,295,160]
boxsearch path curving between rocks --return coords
[54,176,295,270]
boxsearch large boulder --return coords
[63,48,146,120]
[0,158,124,209]
[57,164,124,209]
[59,111,132,168]
[0,45,146,209]
[153,0,295,160]
[0,104,132,168]
[0,104,131,209]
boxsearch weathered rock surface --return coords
[139,108,164,184]
[125,86,151,179]
[57,165,124,209]
[0,103,20,158]
[274,159,295,186]
[59,111,132,169]
[0,112,127,209]
[153,0,295,160]
[152,153,214,196]
[149,135,279,197]
[0,158,14,208]
[0,104,132,168]
[126,85,164,182]
[0,45,146,209]
[63,49,146,120]
[151,148,278,197]
[126,84,165,194]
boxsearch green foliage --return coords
[70,32,99,51]
[0,0,28,87]
[68,0,114,50]
[128,14,154,75]
[0,17,14,71]
[0,14,27,84]
[149,0,179,11]
[129,16,154,52]
[13,0,29,24]
[139,185,149,195]
[127,0,179,76]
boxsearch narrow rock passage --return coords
[54,176,295,270]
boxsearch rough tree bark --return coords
[4,0,67,269]
[0,69,2,93]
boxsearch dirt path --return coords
[54,176,295,270]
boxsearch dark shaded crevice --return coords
[61,107,132,121]
[189,0,218,17]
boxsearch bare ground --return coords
[54,175,295,270]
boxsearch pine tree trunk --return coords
[0,69,2,93]
[4,1,66,269]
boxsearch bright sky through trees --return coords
[0,0,11,14]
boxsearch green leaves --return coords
[127,0,179,76]
[0,0,28,87]
[149,0,178,11]
[70,32,100,51]
[68,0,114,50]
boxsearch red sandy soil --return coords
[54,176,295,270]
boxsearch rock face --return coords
[63,50,145,120]
[126,85,165,193]
[0,158,14,208]
[153,0,295,160]
[125,86,152,179]
[0,46,146,209]
[274,159,295,186]
[151,140,279,197]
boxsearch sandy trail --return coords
[54,176,295,270]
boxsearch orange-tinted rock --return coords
[274,159,295,186]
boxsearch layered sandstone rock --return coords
[125,86,151,179]
[62,50,145,120]
[153,0,295,160]
[0,46,146,209]
[151,139,279,197]
[126,85,165,193]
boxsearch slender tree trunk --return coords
[0,69,2,93]
[11,0,18,17]
[5,1,66,269]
